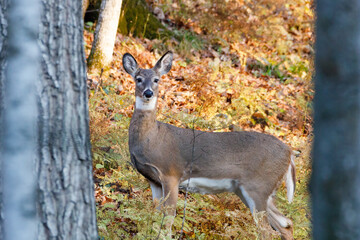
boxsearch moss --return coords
[87,49,111,75]
[119,0,172,39]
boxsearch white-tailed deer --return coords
[123,51,296,240]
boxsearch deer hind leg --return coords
[266,195,293,240]
[236,184,270,212]
[236,186,289,239]
[235,185,257,215]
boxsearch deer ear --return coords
[154,51,173,75]
[123,53,138,77]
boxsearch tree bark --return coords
[36,0,98,239]
[0,0,98,238]
[83,0,90,18]
[1,0,40,239]
[0,0,8,238]
[87,0,122,74]
[311,0,360,239]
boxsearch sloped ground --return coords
[86,0,313,239]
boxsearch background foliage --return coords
[85,0,314,239]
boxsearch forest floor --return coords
[85,0,314,239]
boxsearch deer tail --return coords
[285,154,296,203]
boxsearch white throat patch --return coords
[135,96,157,111]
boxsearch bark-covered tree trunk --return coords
[2,0,40,239]
[0,1,6,104]
[36,0,98,239]
[83,0,90,18]
[311,0,360,239]
[87,0,122,74]
[0,0,8,237]
[1,0,98,239]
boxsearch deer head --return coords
[122,51,173,111]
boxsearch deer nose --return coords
[143,89,153,99]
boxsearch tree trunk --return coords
[83,0,90,18]
[311,0,360,239]
[0,0,8,237]
[1,0,40,239]
[0,0,98,238]
[87,0,122,74]
[36,0,98,239]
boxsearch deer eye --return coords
[153,78,159,83]
[136,77,143,83]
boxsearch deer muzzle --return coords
[143,89,154,99]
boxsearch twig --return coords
[85,9,99,13]
[179,104,204,239]
[95,68,104,93]
[155,213,166,240]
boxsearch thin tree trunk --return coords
[87,0,122,74]
[36,0,98,239]
[83,0,90,18]
[0,0,8,238]
[1,0,40,239]
[311,0,360,239]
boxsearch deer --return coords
[123,51,296,240]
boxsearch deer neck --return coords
[130,97,158,138]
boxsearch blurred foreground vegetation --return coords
[85,0,314,239]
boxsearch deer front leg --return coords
[161,176,179,234]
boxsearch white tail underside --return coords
[285,155,295,203]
